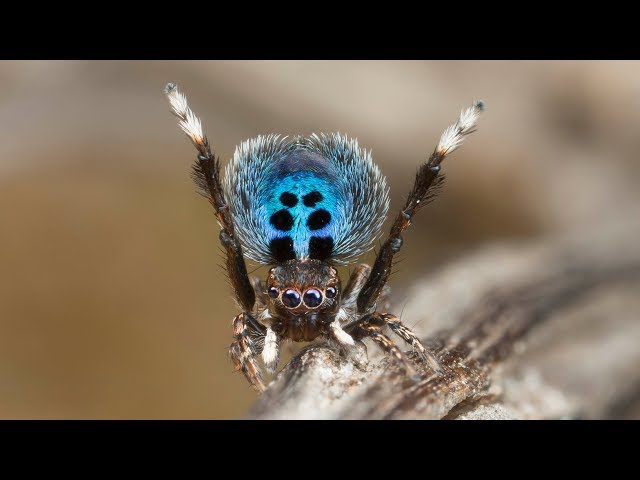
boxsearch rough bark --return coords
[247,216,640,419]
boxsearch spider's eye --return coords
[268,286,279,298]
[325,286,337,299]
[303,288,323,308]
[281,289,301,308]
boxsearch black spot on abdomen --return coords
[270,209,294,231]
[307,209,331,230]
[309,236,334,260]
[270,237,296,261]
[303,191,323,208]
[279,192,298,207]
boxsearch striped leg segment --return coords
[347,317,414,375]
[346,312,440,374]
[380,313,440,372]
[229,313,267,393]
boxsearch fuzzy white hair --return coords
[262,327,280,374]
[436,100,485,157]
[330,317,355,347]
[164,83,204,145]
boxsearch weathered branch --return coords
[248,216,640,419]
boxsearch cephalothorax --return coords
[165,83,483,392]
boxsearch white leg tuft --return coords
[164,83,205,146]
[436,100,485,156]
[330,318,355,347]
[262,327,280,374]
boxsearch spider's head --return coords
[266,259,341,318]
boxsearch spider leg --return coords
[346,312,440,374]
[251,277,268,310]
[368,331,408,365]
[316,264,370,352]
[378,313,440,372]
[328,318,356,349]
[347,319,415,376]
[356,101,484,315]
[262,327,281,374]
[166,84,255,312]
[343,264,393,313]
[342,264,371,309]
[230,313,267,392]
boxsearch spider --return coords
[165,83,483,392]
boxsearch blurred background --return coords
[0,61,639,418]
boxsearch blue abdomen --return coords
[262,150,339,261]
[224,133,389,266]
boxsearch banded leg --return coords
[166,84,255,312]
[379,313,440,372]
[357,101,484,314]
[346,312,440,374]
[349,315,415,375]
[230,313,267,392]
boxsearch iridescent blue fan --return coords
[223,134,389,265]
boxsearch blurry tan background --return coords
[0,61,638,419]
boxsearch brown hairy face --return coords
[266,259,341,317]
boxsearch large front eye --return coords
[281,289,301,308]
[303,288,323,308]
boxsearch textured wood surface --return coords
[248,216,640,419]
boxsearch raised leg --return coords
[357,101,484,314]
[166,84,255,312]
[230,313,267,392]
